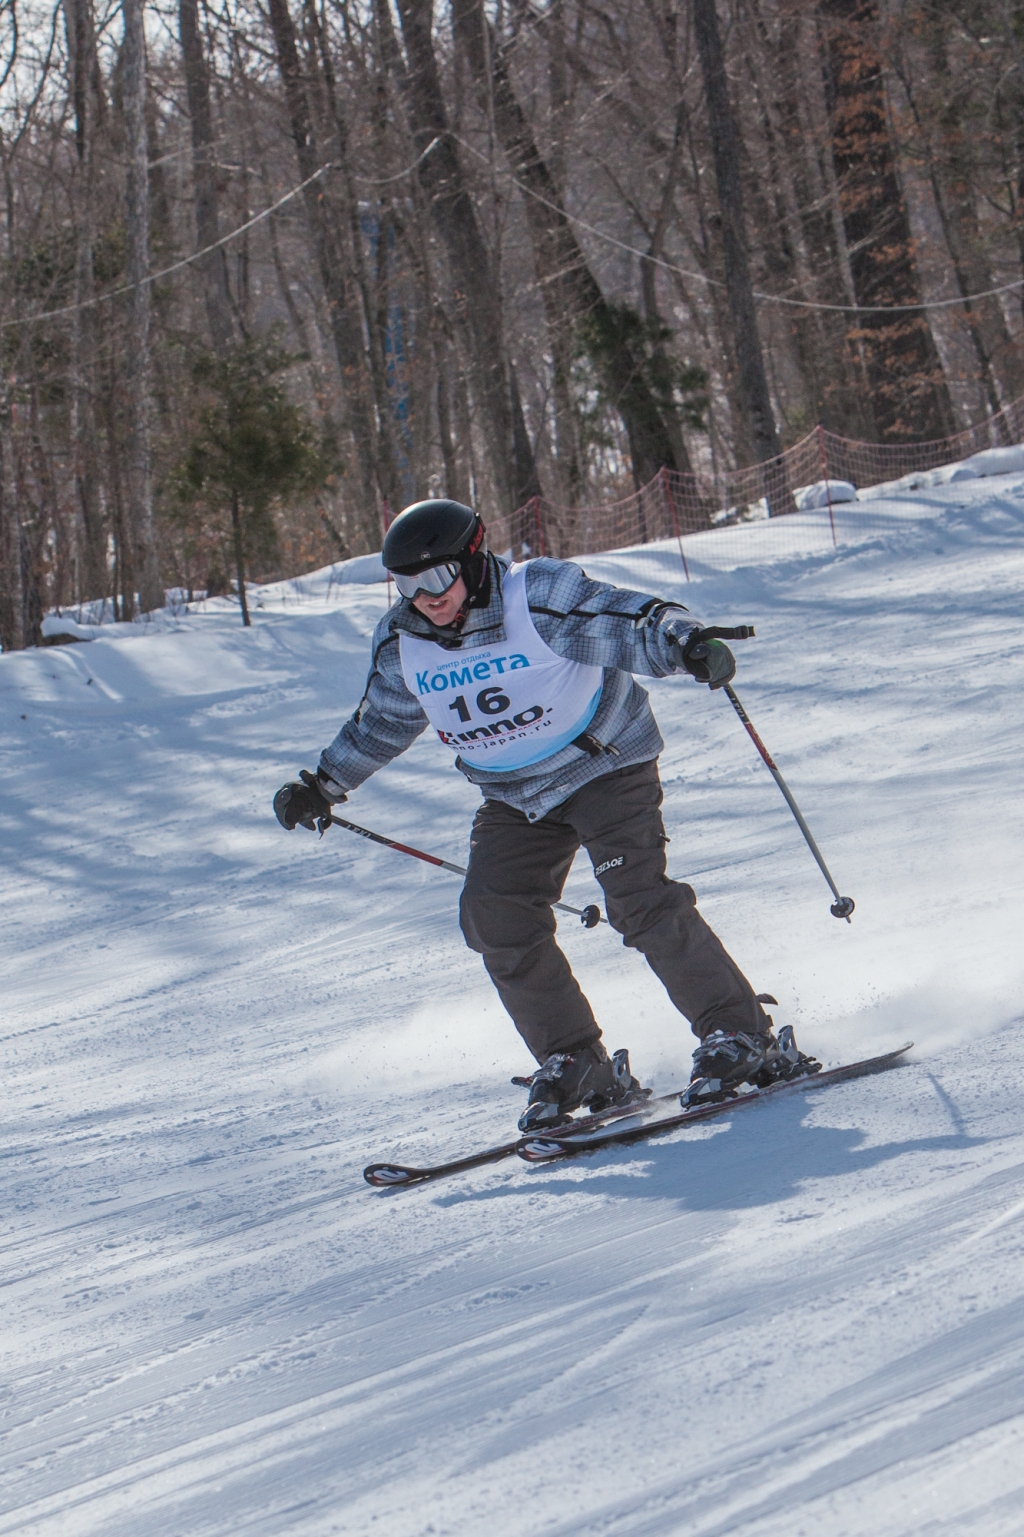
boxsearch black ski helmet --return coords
[382,499,487,598]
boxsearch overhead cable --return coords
[447,132,1024,316]
[0,163,334,332]
[2,137,443,332]
[6,127,1019,331]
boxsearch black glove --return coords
[678,628,737,690]
[273,769,344,831]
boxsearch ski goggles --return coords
[392,561,462,601]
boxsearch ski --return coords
[363,1044,912,1187]
[363,1086,683,1188]
[364,1137,523,1188]
[363,1044,913,1188]
[517,1042,914,1164]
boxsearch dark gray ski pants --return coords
[460,758,770,1062]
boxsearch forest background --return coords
[2,0,1023,645]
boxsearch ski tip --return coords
[364,1164,418,1187]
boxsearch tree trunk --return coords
[64,0,107,603]
[917,4,1024,410]
[987,7,1024,338]
[265,0,382,541]
[677,112,756,469]
[436,359,462,501]
[20,520,45,648]
[122,0,162,614]
[0,379,24,651]
[820,0,955,442]
[451,0,689,487]
[230,487,251,626]
[639,104,693,475]
[102,370,133,619]
[692,0,788,503]
[144,74,172,253]
[29,374,66,614]
[178,0,236,351]
[746,1,872,438]
[538,9,581,502]
[299,0,402,512]
[422,260,468,501]
[380,0,541,512]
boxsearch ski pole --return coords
[722,682,855,922]
[324,813,604,928]
[689,627,854,921]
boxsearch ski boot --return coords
[682,1004,821,1107]
[515,1043,644,1133]
[681,1029,773,1107]
[754,1024,822,1087]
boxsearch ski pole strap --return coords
[327,815,605,927]
[696,624,756,642]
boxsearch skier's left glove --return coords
[273,769,345,832]
[675,628,737,690]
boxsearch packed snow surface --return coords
[3,477,1024,1536]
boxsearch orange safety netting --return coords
[483,394,1024,593]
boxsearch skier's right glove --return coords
[676,629,737,690]
[273,769,345,832]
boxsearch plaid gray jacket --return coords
[318,555,702,822]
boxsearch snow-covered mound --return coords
[793,477,858,510]
[3,473,1024,1535]
[857,440,1024,499]
[38,550,391,645]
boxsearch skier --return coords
[274,500,817,1130]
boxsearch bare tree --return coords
[123,0,161,613]
[63,0,107,600]
[692,0,792,510]
[821,0,955,440]
[178,0,236,351]
[266,0,384,539]
[0,374,24,650]
[378,0,542,512]
[890,2,1024,417]
[691,0,777,467]
[452,0,694,487]
[5,0,1020,637]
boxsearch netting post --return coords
[660,467,690,582]
[817,426,837,549]
[530,495,547,557]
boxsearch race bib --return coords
[399,565,603,771]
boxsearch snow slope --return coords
[2,477,1024,1536]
